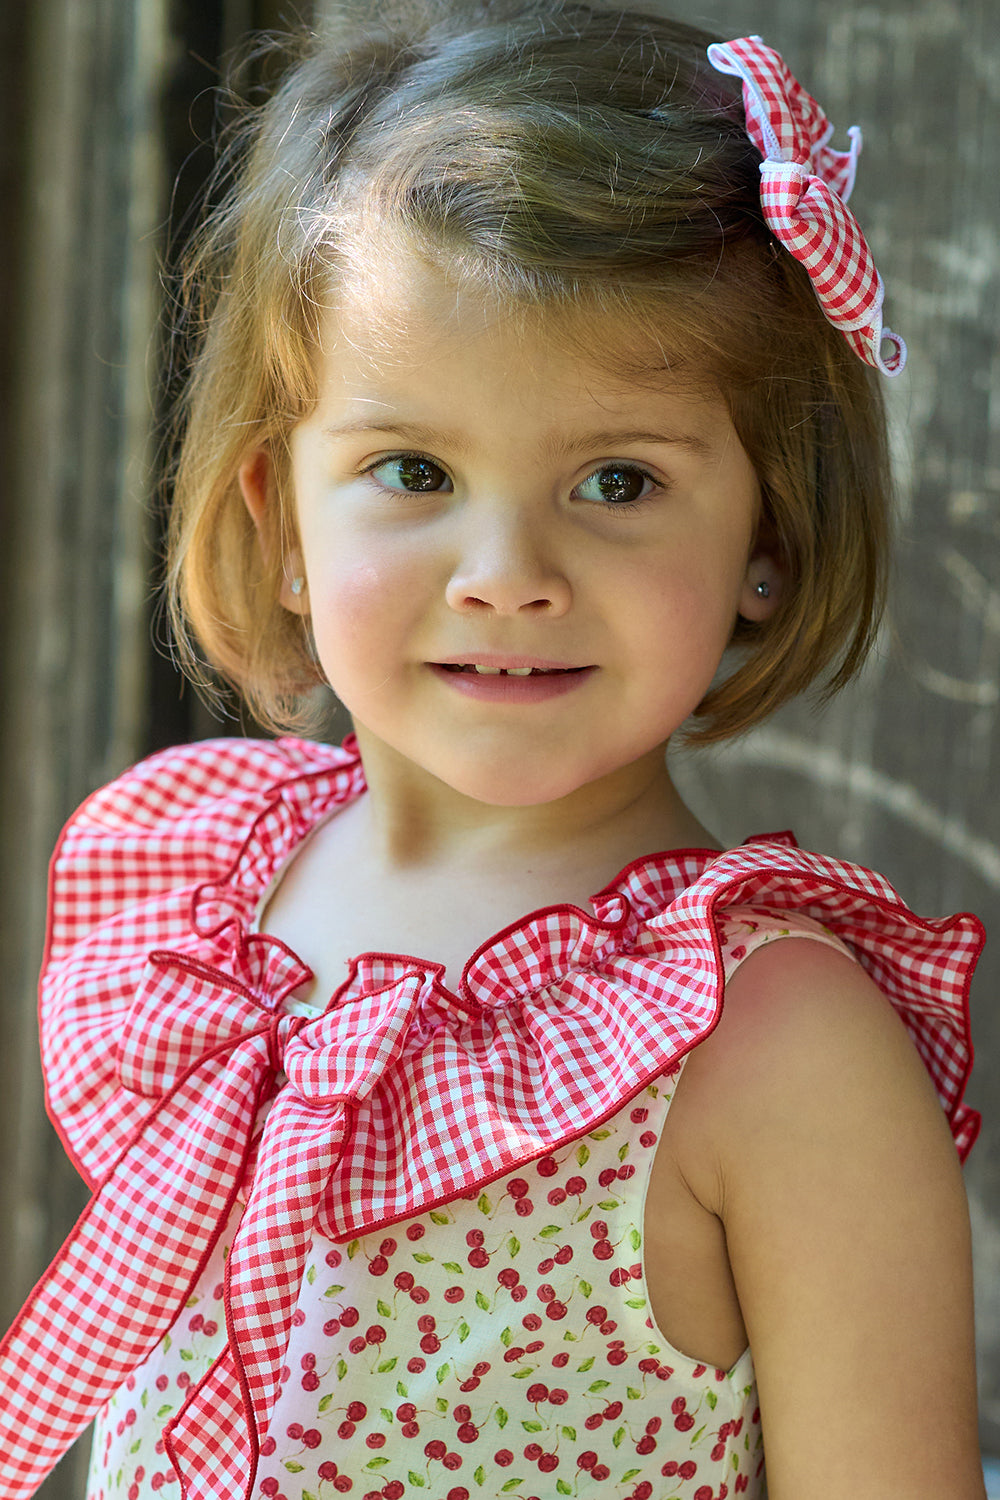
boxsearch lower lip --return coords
[429,664,595,702]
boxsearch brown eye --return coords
[369,455,451,492]
[577,464,653,506]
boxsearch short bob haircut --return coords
[166,0,893,742]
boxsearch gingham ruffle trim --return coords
[0,735,981,1500]
[707,35,906,376]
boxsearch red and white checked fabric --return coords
[0,736,981,1498]
[707,35,907,375]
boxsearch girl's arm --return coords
[669,936,985,1500]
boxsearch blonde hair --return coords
[166,0,892,741]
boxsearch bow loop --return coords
[707,34,906,375]
[118,951,274,1098]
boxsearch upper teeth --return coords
[473,665,533,675]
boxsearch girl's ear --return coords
[737,548,785,623]
[238,447,309,616]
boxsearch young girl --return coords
[0,4,987,1498]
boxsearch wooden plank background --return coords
[0,0,994,1493]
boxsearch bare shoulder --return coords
[666,936,985,1500]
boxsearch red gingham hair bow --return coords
[707,35,906,376]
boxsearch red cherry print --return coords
[363,1490,381,1500]
[607,1348,628,1364]
[584,1414,603,1431]
[347,1402,368,1421]
[551,1352,570,1368]
[333,1479,353,1493]
[603,1401,623,1420]
[592,1465,611,1482]
[630,1262,642,1278]
[188,1313,204,1333]
[302,1430,322,1449]
[292,1310,306,1327]
[338,1421,356,1440]
[592,1240,614,1260]
[679,1464,698,1482]
[546,1300,568,1320]
[617,1163,636,1181]
[586,1305,608,1325]
[407,1356,426,1373]
[502,1346,526,1363]
[467,1246,489,1269]
[459,1377,480,1392]
[379,1237,397,1256]
[443,1284,464,1303]
[712,1441,727,1461]
[507,1178,529,1198]
[417,1314,437,1333]
[608,1267,630,1287]
[324,1318,342,1336]
[128,1486,139,1500]
[525,1339,545,1353]
[514,1198,534,1217]
[645,1417,662,1435]
[598,1168,618,1188]
[497,1267,519,1288]
[635,1435,657,1455]
[261,1482,279,1497]
[671,1397,687,1415]
[538,1284,556,1303]
[495,1449,514,1466]
[340,1306,360,1328]
[155,1375,169,1392]
[442,1452,462,1471]
[589,1221,609,1240]
[522,1313,543,1332]
[675,1412,696,1431]
[368,1256,389,1276]
[638,1357,658,1373]
[396,1403,417,1421]
[630,1106,649,1123]
[577,1451,598,1470]
[692,1363,707,1378]
[349,1336,366,1354]
[366,1433,387,1449]
[565,1175,587,1195]
[446,1491,470,1500]
[150,1478,165,1493]
[554,1245,573,1265]
[526,1383,549,1403]
[302,1371,320,1391]
[453,1404,472,1423]
[288,1420,305,1440]
[510,1284,528,1302]
[547,1187,567,1205]
[325,1249,343,1268]
[536,1257,555,1275]
[420,1332,441,1353]
[632,1486,653,1500]
[393,1270,414,1292]
[406,1223,425,1241]
[410,1286,431,1305]
[656,1364,674,1380]
[640,1131,657,1148]
[402,1421,420,1438]
[384,1485,405,1500]
[549,1388,568,1405]
[176,1372,191,1388]
[456,1423,479,1443]
[536,1156,559,1177]
[538,1454,559,1473]
[524,1443,543,1461]
[260,1437,277,1457]
[466,1229,485,1247]
[301,1352,317,1371]
[661,1462,679,1478]
[425,1440,447,1460]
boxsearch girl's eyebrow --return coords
[321,417,714,461]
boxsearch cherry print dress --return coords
[0,736,981,1500]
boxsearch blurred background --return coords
[0,0,995,1494]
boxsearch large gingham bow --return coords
[0,945,433,1500]
[707,35,906,376]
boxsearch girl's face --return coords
[244,261,779,809]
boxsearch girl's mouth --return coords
[429,661,595,701]
[437,663,582,676]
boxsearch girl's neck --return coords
[350,723,720,880]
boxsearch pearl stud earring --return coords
[289,576,305,597]
[755,580,770,599]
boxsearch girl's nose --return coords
[444,505,572,617]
